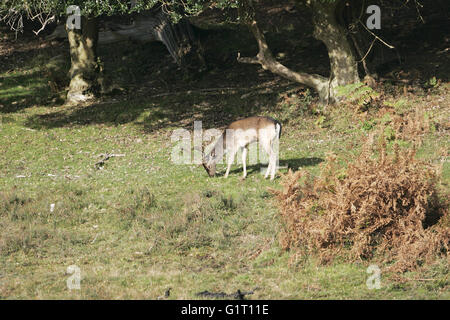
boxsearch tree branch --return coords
[236,11,328,96]
[236,52,259,65]
[358,19,395,49]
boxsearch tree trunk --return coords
[51,9,205,73]
[237,0,360,104]
[171,18,206,71]
[312,0,360,100]
[66,17,100,104]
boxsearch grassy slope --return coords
[0,11,449,299]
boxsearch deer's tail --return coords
[274,120,282,139]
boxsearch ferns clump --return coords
[272,129,448,272]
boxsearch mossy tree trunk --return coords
[238,0,360,104]
[312,0,360,100]
[66,17,100,104]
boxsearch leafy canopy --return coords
[0,0,241,16]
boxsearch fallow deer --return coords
[202,116,281,180]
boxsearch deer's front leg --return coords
[224,148,236,178]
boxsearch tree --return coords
[0,0,204,104]
[65,15,100,103]
[152,0,363,103]
[235,0,361,103]
[1,0,392,104]
[3,1,102,103]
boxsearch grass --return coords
[0,22,449,299]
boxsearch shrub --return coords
[335,82,381,111]
[272,132,448,272]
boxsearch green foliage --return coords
[424,76,440,90]
[0,0,238,20]
[379,113,392,125]
[1,1,163,21]
[315,115,327,128]
[428,76,438,87]
[384,98,410,115]
[384,126,396,141]
[361,120,376,131]
[335,82,380,110]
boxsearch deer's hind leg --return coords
[268,134,280,180]
[269,146,277,180]
[242,147,248,179]
[259,137,273,179]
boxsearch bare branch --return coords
[95,153,126,169]
[1,5,56,36]
[357,38,376,63]
[358,19,395,49]
[236,52,259,65]
[32,14,55,35]
[1,9,24,37]
[237,15,328,93]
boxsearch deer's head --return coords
[202,152,217,177]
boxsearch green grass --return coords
[0,35,449,300]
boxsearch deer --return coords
[202,116,281,180]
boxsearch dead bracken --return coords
[272,130,449,272]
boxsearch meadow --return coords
[0,12,448,299]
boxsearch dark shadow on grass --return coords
[22,19,317,131]
[25,99,149,129]
[0,71,56,113]
[16,2,450,130]
[24,80,292,131]
[0,29,70,114]
[209,157,324,178]
[281,157,324,170]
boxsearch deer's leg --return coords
[265,156,272,179]
[268,136,279,180]
[260,139,272,179]
[269,148,277,180]
[242,147,248,179]
[224,147,236,178]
